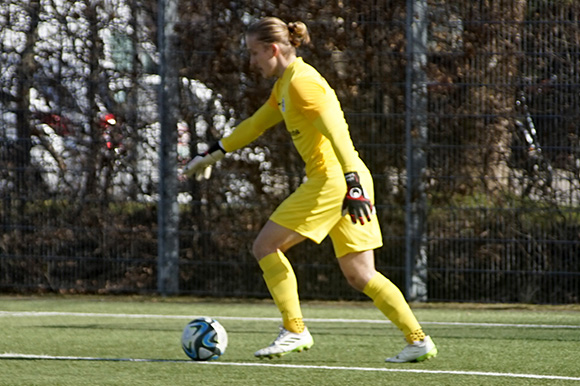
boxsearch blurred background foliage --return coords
[0,0,578,303]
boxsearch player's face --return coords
[246,35,278,78]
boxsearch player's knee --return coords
[252,238,273,261]
[343,272,367,292]
[251,240,263,260]
[343,268,376,292]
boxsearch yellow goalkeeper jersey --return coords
[220,57,368,178]
[220,57,381,253]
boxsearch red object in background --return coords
[37,113,73,136]
[36,111,125,154]
[99,113,124,152]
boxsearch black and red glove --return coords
[342,172,374,225]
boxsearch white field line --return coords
[0,353,579,382]
[0,310,579,329]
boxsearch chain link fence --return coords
[1,0,578,303]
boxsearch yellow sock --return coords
[259,251,304,333]
[284,318,305,334]
[363,272,423,343]
[406,328,426,343]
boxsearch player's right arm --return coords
[183,97,282,180]
[220,98,282,152]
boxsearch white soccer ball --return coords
[181,317,228,361]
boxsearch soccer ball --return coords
[181,317,228,361]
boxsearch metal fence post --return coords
[157,0,180,295]
[405,0,429,301]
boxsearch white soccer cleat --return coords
[385,336,438,363]
[254,326,314,359]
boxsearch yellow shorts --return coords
[270,170,383,258]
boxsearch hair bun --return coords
[287,21,311,47]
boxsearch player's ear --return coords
[271,43,281,57]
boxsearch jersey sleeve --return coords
[220,94,283,153]
[288,77,361,173]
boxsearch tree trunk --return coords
[15,0,40,195]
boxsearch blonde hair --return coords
[247,17,310,55]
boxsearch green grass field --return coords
[0,296,579,385]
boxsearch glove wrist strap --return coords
[344,171,360,187]
[208,141,226,155]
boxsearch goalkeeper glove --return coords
[183,142,225,181]
[342,171,374,225]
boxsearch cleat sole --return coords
[256,344,313,359]
[415,347,438,362]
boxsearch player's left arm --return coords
[289,78,374,225]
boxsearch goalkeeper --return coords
[184,16,438,363]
